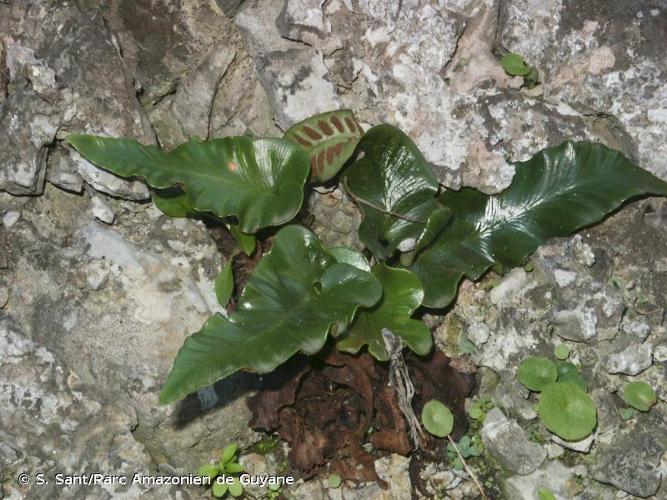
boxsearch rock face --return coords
[1,0,666,498]
[590,412,667,497]
[481,408,546,474]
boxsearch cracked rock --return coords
[90,195,115,225]
[277,0,332,46]
[590,414,667,497]
[481,408,546,474]
[605,343,653,375]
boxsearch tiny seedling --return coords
[622,381,657,412]
[554,344,570,360]
[537,487,557,500]
[501,52,539,88]
[447,434,482,470]
[327,474,342,489]
[421,400,454,437]
[197,444,245,498]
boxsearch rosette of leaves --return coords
[284,109,364,182]
[66,135,310,234]
[409,141,667,307]
[160,225,382,404]
[447,435,482,470]
[342,125,451,261]
[197,443,245,498]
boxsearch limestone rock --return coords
[90,195,115,225]
[481,408,546,474]
[0,319,189,499]
[277,0,332,46]
[605,343,653,375]
[503,461,585,500]
[590,413,667,497]
[3,184,256,473]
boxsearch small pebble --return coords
[91,196,115,224]
[3,211,20,228]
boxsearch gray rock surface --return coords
[605,343,653,375]
[1,0,666,498]
[590,412,667,497]
[503,461,586,500]
[481,408,546,474]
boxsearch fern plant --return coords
[66,109,667,405]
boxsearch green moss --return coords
[248,435,280,455]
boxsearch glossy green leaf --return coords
[421,400,454,437]
[152,187,196,218]
[518,356,557,392]
[215,260,234,307]
[412,141,667,308]
[159,225,382,404]
[343,125,447,260]
[284,109,363,182]
[337,264,432,361]
[501,52,531,76]
[66,135,310,233]
[227,223,256,256]
[327,246,371,272]
[623,381,657,412]
[536,382,597,441]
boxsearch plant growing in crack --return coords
[197,443,244,498]
[67,107,667,475]
[518,355,597,441]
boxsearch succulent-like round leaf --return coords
[328,474,342,488]
[284,109,363,182]
[220,444,238,465]
[342,125,448,260]
[66,135,310,233]
[412,141,667,308]
[554,344,570,360]
[536,382,597,441]
[501,53,531,76]
[159,225,382,404]
[518,356,557,392]
[623,381,657,412]
[421,400,454,437]
[212,481,228,498]
[228,478,243,497]
[556,362,588,392]
[197,463,219,480]
[337,264,432,360]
